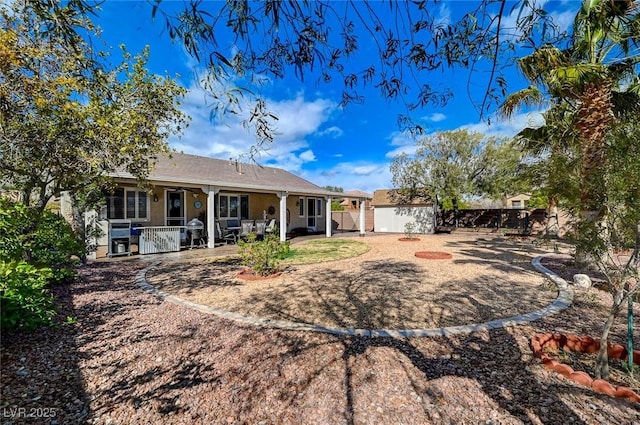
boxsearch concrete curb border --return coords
[135,254,574,337]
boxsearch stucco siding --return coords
[374,206,435,234]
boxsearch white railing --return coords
[139,226,182,254]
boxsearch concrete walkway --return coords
[135,254,574,337]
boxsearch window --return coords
[299,197,305,216]
[512,200,522,209]
[106,188,149,220]
[219,194,249,219]
[316,198,323,217]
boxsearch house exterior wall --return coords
[505,194,531,209]
[374,205,435,234]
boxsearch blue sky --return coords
[92,1,578,194]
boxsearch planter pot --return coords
[530,333,640,403]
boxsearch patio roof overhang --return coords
[109,172,338,198]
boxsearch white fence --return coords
[139,226,182,254]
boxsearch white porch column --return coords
[325,197,332,238]
[277,192,288,242]
[205,186,219,248]
[359,197,366,237]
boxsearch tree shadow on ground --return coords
[445,236,554,276]
[146,257,244,295]
[241,258,556,329]
[32,260,639,424]
[336,329,592,425]
[0,276,91,423]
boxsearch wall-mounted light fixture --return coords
[295,200,300,206]
[153,194,159,203]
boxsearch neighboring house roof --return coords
[111,152,335,196]
[371,189,432,207]
[342,190,373,199]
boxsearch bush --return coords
[0,261,55,330]
[0,197,83,283]
[237,233,290,276]
[404,222,417,239]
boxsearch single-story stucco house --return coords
[371,189,435,234]
[69,152,344,258]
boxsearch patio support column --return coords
[277,192,288,242]
[325,197,332,238]
[359,197,366,237]
[205,186,219,248]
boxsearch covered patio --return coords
[83,152,339,258]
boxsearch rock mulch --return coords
[1,235,639,424]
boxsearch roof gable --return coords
[113,152,334,196]
[371,189,432,206]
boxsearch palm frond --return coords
[498,86,545,118]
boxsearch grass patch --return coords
[281,238,370,265]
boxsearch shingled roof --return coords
[111,152,336,196]
[371,189,432,206]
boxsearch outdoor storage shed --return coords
[371,189,435,234]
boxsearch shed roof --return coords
[371,189,432,206]
[111,152,335,196]
[342,190,373,199]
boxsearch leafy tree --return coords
[0,1,188,210]
[568,117,640,380]
[514,103,581,235]
[390,130,525,226]
[503,0,640,380]
[501,0,640,238]
[23,0,573,145]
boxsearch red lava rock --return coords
[542,358,559,370]
[614,386,640,402]
[414,251,452,260]
[607,344,628,360]
[592,379,617,396]
[569,371,593,387]
[564,335,582,351]
[532,333,640,404]
[553,363,574,377]
[578,336,598,352]
[582,341,600,354]
[530,341,542,355]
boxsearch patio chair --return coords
[239,220,254,240]
[265,218,277,234]
[215,222,237,245]
[255,220,267,239]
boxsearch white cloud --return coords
[497,0,577,40]
[460,111,545,138]
[425,112,447,123]
[318,126,344,139]
[170,82,337,169]
[385,131,418,158]
[302,161,393,194]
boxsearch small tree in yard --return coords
[237,233,290,277]
[569,119,640,380]
[390,130,526,226]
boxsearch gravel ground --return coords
[2,233,640,424]
[147,234,558,329]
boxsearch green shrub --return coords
[237,233,290,276]
[0,260,55,330]
[404,222,417,239]
[0,197,82,283]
